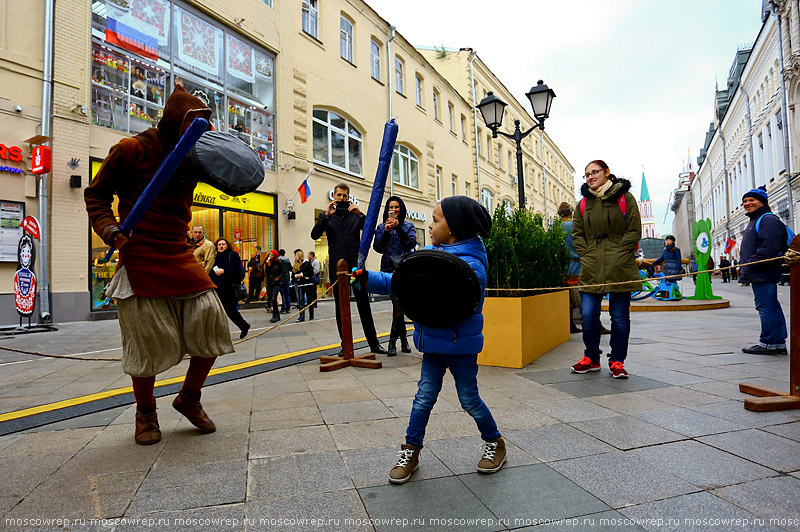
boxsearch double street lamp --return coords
[477,80,555,211]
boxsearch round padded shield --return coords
[391,249,481,328]
[191,131,265,196]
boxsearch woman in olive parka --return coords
[570,160,642,379]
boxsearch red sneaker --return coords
[609,361,629,379]
[571,356,601,374]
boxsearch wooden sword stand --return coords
[320,259,382,372]
[739,235,800,411]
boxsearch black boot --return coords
[387,335,397,357]
[399,334,411,353]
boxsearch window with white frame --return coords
[432,89,440,120]
[370,39,381,80]
[481,188,494,212]
[312,109,363,176]
[302,0,319,39]
[415,73,423,107]
[451,175,457,196]
[461,115,467,141]
[391,145,419,188]
[465,182,471,197]
[435,166,442,200]
[340,15,353,63]
[395,56,404,94]
[448,102,454,131]
[508,151,513,176]
[497,144,503,169]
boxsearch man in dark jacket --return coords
[311,183,386,354]
[738,186,788,355]
[719,255,731,283]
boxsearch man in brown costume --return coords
[85,85,234,445]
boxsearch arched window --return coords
[391,145,419,188]
[312,109,363,176]
[481,188,494,212]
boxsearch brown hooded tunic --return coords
[85,85,215,298]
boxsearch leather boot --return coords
[172,389,216,433]
[369,342,388,355]
[399,334,412,353]
[134,406,161,445]
[387,335,397,357]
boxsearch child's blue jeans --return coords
[406,353,501,447]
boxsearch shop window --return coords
[226,34,275,110]
[312,109,363,176]
[228,97,275,172]
[392,145,419,189]
[91,0,171,63]
[91,43,167,134]
[174,5,224,84]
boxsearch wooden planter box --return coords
[478,290,570,369]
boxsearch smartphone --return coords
[388,211,397,220]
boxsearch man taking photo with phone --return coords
[311,183,387,355]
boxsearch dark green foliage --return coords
[484,206,570,297]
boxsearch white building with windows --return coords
[684,7,796,262]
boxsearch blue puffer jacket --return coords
[739,205,787,284]
[653,245,682,277]
[365,236,487,355]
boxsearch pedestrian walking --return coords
[293,250,317,322]
[278,249,292,312]
[211,238,250,339]
[719,255,731,283]
[571,160,642,379]
[373,195,417,355]
[559,202,582,334]
[264,249,283,323]
[246,246,264,302]
[85,86,233,445]
[354,196,505,483]
[190,224,216,274]
[738,186,788,355]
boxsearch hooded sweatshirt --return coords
[372,195,417,272]
[85,85,215,297]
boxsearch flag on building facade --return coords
[725,237,736,254]
[297,169,314,203]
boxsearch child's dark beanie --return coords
[440,196,492,240]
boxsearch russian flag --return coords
[106,17,158,61]
[298,179,311,203]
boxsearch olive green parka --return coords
[572,179,642,293]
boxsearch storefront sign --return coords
[0,201,24,262]
[14,233,36,317]
[0,166,23,175]
[31,146,51,175]
[407,210,427,222]
[327,189,361,206]
[192,181,275,215]
[0,144,23,163]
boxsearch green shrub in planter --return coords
[484,206,570,297]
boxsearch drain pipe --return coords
[469,50,481,201]
[771,3,796,231]
[37,0,54,324]
[387,25,396,197]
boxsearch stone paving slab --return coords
[568,415,685,450]
[712,476,800,530]
[698,429,800,472]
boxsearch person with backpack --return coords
[739,186,789,355]
[571,160,642,378]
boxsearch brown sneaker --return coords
[477,437,507,473]
[172,390,216,433]
[388,443,420,484]
[134,409,161,445]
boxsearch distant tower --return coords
[639,171,658,238]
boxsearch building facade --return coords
[774,0,800,215]
[0,0,574,324]
[678,8,795,261]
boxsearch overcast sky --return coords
[367,0,765,233]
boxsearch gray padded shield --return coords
[191,131,265,196]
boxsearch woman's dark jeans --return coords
[580,291,631,363]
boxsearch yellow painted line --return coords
[0,327,414,424]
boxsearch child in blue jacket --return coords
[356,196,505,484]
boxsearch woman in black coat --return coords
[211,238,250,339]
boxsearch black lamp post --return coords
[477,80,555,209]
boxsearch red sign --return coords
[22,216,41,241]
[14,269,36,317]
[0,143,23,162]
[32,145,51,175]
[234,228,242,241]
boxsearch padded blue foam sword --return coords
[102,117,209,262]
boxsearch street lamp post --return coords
[477,81,555,211]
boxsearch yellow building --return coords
[0,0,573,323]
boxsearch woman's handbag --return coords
[234,282,247,301]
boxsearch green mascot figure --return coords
[686,218,722,300]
